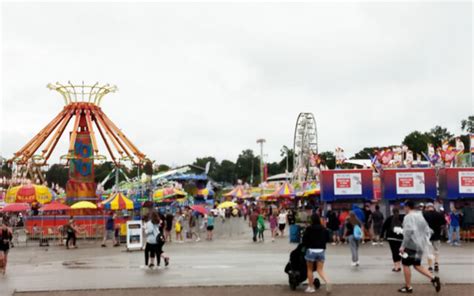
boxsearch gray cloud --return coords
[1,2,472,167]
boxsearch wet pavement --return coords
[12,284,474,296]
[2,219,474,296]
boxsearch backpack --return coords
[175,222,182,233]
[353,224,363,240]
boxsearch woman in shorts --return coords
[206,212,215,241]
[0,221,13,275]
[302,213,331,294]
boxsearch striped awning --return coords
[102,192,134,210]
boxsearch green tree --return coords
[94,161,114,189]
[267,162,282,177]
[425,126,453,147]
[279,146,294,173]
[319,151,336,169]
[193,157,218,173]
[461,115,474,133]
[45,164,69,188]
[155,164,170,173]
[235,149,260,185]
[403,131,431,155]
[143,160,154,175]
[351,147,382,159]
[215,159,236,184]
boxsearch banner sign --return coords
[334,173,362,195]
[439,168,474,200]
[396,172,425,194]
[321,169,373,201]
[382,168,436,200]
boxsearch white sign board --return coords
[334,173,362,195]
[396,172,425,194]
[126,220,143,251]
[459,171,474,193]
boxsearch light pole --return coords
[256,139,266,185]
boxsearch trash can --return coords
[289,224,301,243]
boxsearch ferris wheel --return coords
[292,112,318,183]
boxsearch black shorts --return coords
[279,224,286,231]
[207,225,214,231]
[401,249,422,266]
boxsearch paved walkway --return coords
[12,284,474,296]
[2,220,474,296]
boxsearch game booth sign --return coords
[381,168,437,201]
[321,169,374,202]
[439,168,474,200]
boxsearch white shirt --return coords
[278,212,287,224]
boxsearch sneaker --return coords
[428,267,433,272]
[165,257,170,266]
[446,240,451,244]
[101,244,106,247]
[379,242,384,246]
[434,264,439,272]
[326,283,332,294]
[372,242,378,246]
[305,286,316,293]
[431,276,441,292]
[398,286,413,293]
[196,238,201,242]
[356,261,360,267]
[454,242,461,247]
[148,264,154,269]
[351,262,357,267]
[331,242,336,246]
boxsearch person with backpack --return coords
[370,205,385,246]
[144,211,160,268]
[423,203,446,272]
[381,208,404,272]
[344,211,362,267]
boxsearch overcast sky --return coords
[1,1,472,168]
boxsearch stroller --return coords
[284,243,320,291]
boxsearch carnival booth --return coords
[381,168,437,202]
[439,168,474,239]
[321,169,374,205]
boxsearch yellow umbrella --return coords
[70,201,97,209]
[5,184,53,204]
[217,201,237,209]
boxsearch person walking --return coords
[144,212,160,268]
[338,209,349,244]
[175,209,184,243]
[302,213,332,294]
[0,221,13,275]
[381,208,404,272]
[249,208,259,242]
[398,200,441,293]
[448,208,462,246]
[344,212,362,267]
[102,212,118,247]
[370,205,385,246]
[188,211,200,242]
[278,209,288,237]
[65,217,77,249]
[326,210,340,245]
[269,212,278,242]
[423,203,446,272]
[257,212,266,242]
[363,204,372,243]
[164,210,174,243]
